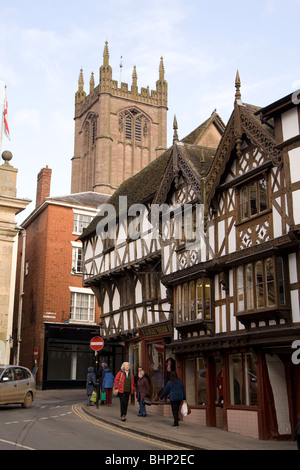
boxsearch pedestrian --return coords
[114,362,134,421]
[136,369,150,417]
[159,371,186,426]
[102,364,114,406]
[99,361,108,404]
[134,366,150,386]
[86,366,97,406]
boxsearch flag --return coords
[3,86,10,140]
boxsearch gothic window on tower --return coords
[122,109,148,144]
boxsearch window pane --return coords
[183,283,189,321]
[265,258,275,306]
[237,266,244,312]
[185,358,196,406]
[196,279,203,319]
[190,281,195,321]
[204,278,211,319]
[259,178,267,212]
[246,264,254,309]
[278,257,285,305]
[250,182,257,216]
[176,286,182,322]
[241,187,248,220]
[255,261,264,308]
[229,354,243,405]
[244,353,258,406]
[196,357,206,405]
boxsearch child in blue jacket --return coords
[102,365,114,405]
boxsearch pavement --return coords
[81,395,297,451]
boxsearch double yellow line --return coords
[72,403,182,450]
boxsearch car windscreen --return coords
[0,367,5,377]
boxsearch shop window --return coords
[236,257,286,313]
[184,357,207,406]
[229,353,258,406]
[148,343,165,400]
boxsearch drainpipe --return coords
[16,227,26,366]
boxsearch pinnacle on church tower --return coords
[75,68,86,105]
[132,65,138,94]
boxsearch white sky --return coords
[0,0,299,222]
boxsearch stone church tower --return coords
[71,42,168,195]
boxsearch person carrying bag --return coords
[160,371,186,426]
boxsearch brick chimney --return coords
[36,166,52,208]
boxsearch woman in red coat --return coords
[114,362,134,421]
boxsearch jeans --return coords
[138,399,147,416]
[171,400,181,425]
[118,392,130,417]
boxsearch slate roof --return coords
[47,191,109,207]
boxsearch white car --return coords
[0,365,36,408]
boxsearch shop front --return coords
[42,323,124,389]
[128,322,174,403]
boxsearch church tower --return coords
[71,42,168,195]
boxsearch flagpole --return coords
[0,85,4,157]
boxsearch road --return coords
[0,389,183,451]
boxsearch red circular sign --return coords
[90,336,104,351]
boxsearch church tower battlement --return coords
[72,42,168,195]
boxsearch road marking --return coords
[72,404,184,450]
[0,438,35,450]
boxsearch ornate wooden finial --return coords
[173,114,179,143]
[235,70,242,102]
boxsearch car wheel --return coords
[22,392,33,408]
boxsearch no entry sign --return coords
[90,336,104,352]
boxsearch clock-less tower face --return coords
[71,42,168,196]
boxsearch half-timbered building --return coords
[80,113,224,399]
[81,77,300,440]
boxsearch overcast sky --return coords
[0,0,299,221]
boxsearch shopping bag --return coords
[181,401,191,416]
[90,390,97,403]
[101,390,106,401]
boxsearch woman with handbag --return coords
[160,371,186,426]
[136,370,150,417]
[114,362,134,421]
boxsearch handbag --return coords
[144,396,152,406]
[101,390,106,401]
[90,390,97,403]
[113,372,122,395]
